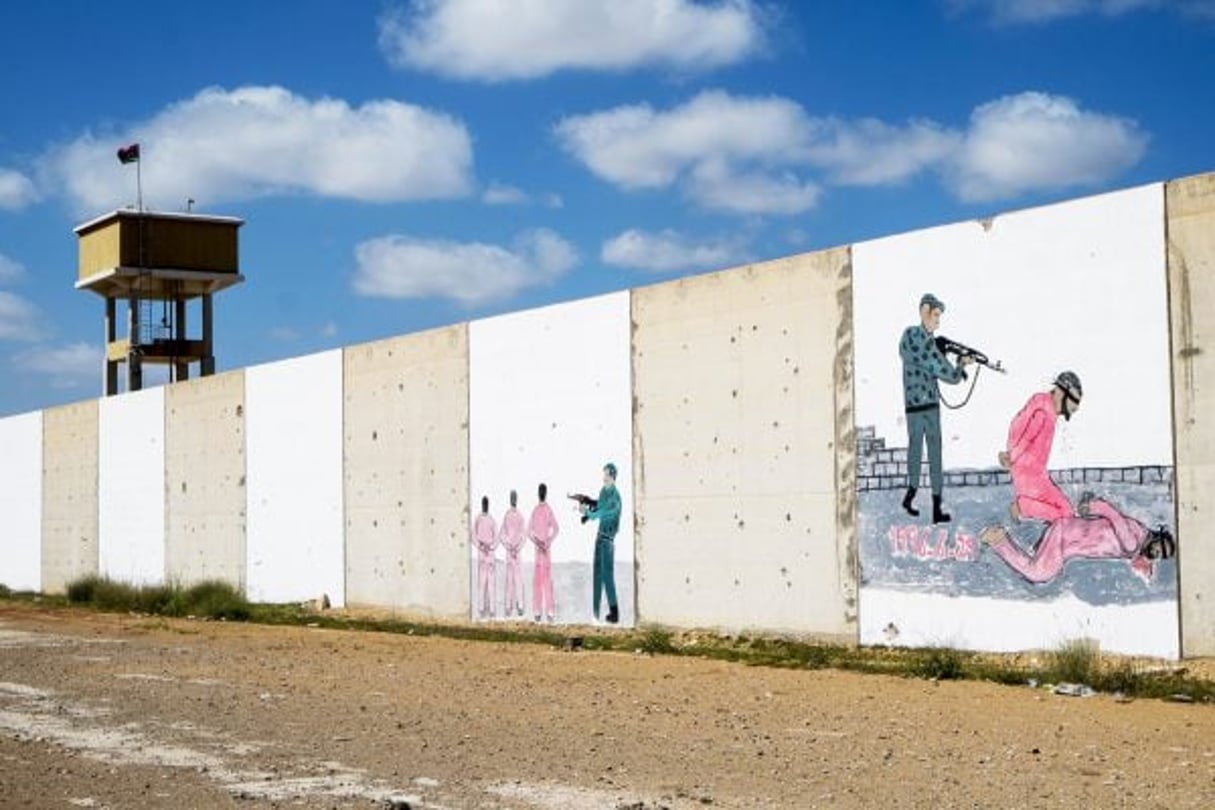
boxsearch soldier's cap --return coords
[919,293,945,312]
[604,462,617,478]
[1054,371,1082,402]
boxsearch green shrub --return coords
[183,580,250,620]
[0,583,11,599]
[911,646,968,680]
[66,575,101,604]
[638,626,676,655]
[1048,638,1102,684]
[61,575,249,621]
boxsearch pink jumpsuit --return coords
[472,513,498,618]
[988,497,1150,584]
[528,501,559,620]
[499,507,526,616]
[1006,391,1072,521]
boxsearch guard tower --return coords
[75,209,244,395]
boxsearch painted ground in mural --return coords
[859,480,1177,607]
[466,560,635,626]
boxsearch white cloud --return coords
[45,85,474,214]
[555,90,822,214]
[805,118,959,186]
[0,253,26,284]
[0,292,45,341]
[558,89,1146,210]
[482,182,529,205]
[946,92,1147,201]
[12,341,101,389]
[378,0,767,81]
[686,160,821,214]
[601,228,749,273]
[556,91,814,189]
[352,228,577,306]
[0,168,38,210]
[947,0,1215,23]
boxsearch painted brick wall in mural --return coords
[853,184,1178,659]
[468,292,634,627]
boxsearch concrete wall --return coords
[853,183,1179,659]
[343,325,469,618]
[166,371,246,588]
[98,387,165,586]
[41,401,98,594]
[631,249,857,637]
[0,412,43,591]
[1167,173,1215,657]
[468,292,634,624]
[245,351,344,606]
[9,170,1215,659]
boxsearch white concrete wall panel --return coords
[0,411,43,591]
[41,401,99,594]
[632,250,856,636]
[854,184,1179,658]
[344,325,469,617]
[98,388,166,586]
[469,292,634,625]
[166,372,246,589]
[1168,172,1215,656]
[245,351,344,606]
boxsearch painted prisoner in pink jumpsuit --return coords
[984,497,1158,584]
[472,499,498,619]
[528,484,560,622]
[500,493,527,618]
[1005,391,1072,521]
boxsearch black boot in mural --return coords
[932,494,951,524]
[901,487,920,517]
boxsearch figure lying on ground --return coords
[980,492,1174,585]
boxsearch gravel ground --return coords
[1,603,1212,809]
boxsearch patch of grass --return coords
[638,626,676,655]
[1047,638,1102,685]
[910,646,969,681]
[62,576,251,621]
[179,581,250,620]
[66,575,101,604]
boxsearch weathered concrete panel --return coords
[41,401,99,594]
[854,183,1177,658]
[1168,172,1215,656]
[632,251,855,636]
[166,371,246,589]
[469,293,634,625]
[0,411,43,591]
[99,388,166,586]
[344,325,469,618]
[245,351,344,606]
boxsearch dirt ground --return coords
[0,604,1212,809]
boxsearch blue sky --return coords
[0,0,1212,416]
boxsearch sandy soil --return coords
[0,603,1212,809]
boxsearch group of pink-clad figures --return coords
[471,483,560,621]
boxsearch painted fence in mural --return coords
[2,174,1213,658]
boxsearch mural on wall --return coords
[853,184,1179,658]
[468,292,633,627]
